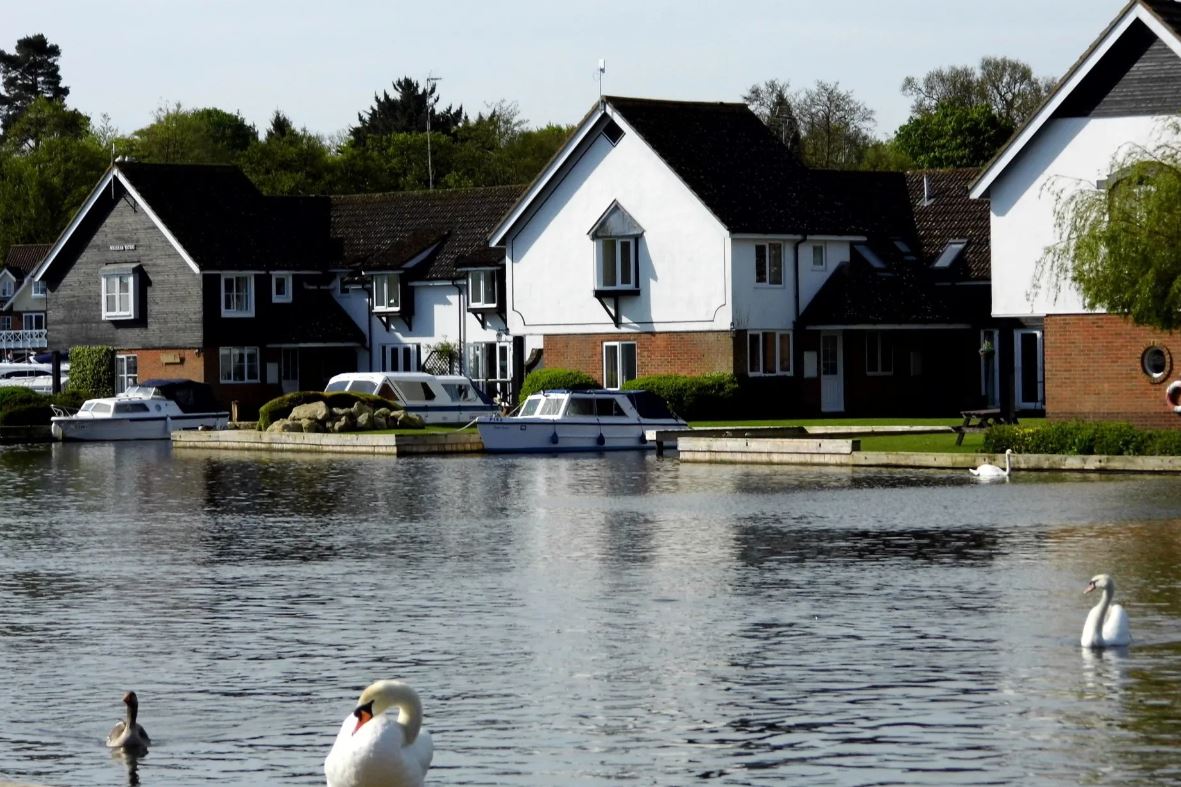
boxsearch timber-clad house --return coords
[31,163,364,417]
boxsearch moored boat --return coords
[476,388,687,453]
[324,372,498,425]
[50,379,228,441]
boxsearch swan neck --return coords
[396,696,423,744]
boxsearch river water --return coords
[0,442,1179,786]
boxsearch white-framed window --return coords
[22,313,44,331]
[866,331,894,375]
[603,341,637,389]
[101,271,136,319]
[221,274,254,317]
[115,354,138,393]
[219,346,260,383]
[755,242,784,286]
[596,238,637,290]
[272,273,292,303]
[0,316,11,330]
[811,244,826,270]
[383,343,416,372]
[373,272,401,311]
[31,280,47,298]
[468,270,498,308]
[468,341,511,401]
[747,330,792,376]
[0,277,13,299]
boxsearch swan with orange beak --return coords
[325,680,433,787]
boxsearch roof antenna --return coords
[597,58,606,106]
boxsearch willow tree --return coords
[1039,136,1181,330]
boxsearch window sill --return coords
[594,287,640,298]
[373,307,402,314]
[754,282,785,288]
[468,303,500,313]
[103,314,136,321]
[221,312,256,318]
[746,372,794,377]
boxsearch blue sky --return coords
[7,0,1126,139]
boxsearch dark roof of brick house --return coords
[798,261,991,327]
[330,185,523,280]
[906,169,990,281]
[116,162,334,271]
[3,244,51,278]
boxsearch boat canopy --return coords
[137,379,224,414]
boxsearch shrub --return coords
[984,421,1181,456]
[518,368,597,403]
[65,346,115,399]
[256,390,395,430]
[622,373,740,420]
[0,386,48,411]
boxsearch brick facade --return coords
[1046,314,1181,428]
[543,331,738,383]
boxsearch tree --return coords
[1039,135,1181,330]
[893,104,1013,168]
[742,79,803,162]
[0,34,69,135]
[129,103,257,164]
[794,80,875,169]
[901,56,1053,127]
[349,77,464,148]
[239,114,335,196]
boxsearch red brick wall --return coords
[543,331,737,382]
[129,348,206,383]
[1046,314,1181,428]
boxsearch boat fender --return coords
[1168,379,1181,413]
[596,433,605,446]
[638,433,647,445]
[550,431,559,445]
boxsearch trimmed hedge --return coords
[65,345,115,399]
[257,390,396,431]
[622,373,740,421]
[518,368,597,404]
[0,387,85,427]
[984,421,1181,456]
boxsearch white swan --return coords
[969,448,1012,478]
[1081,574,1131,648]
[325,680,433,787]
[105,691,150,752]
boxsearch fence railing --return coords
[0,329,47,350]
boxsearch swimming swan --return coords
[969,448,1012,478]
[105,691,150,752]
[325,680,433,787]
[1081,573,1131,648]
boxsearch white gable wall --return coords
[504,126,731,335]
[990,114,1176,317]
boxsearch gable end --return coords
[1055,20,1181,118]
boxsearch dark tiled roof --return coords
[906,169,990,281]
[330,185,523,280]
[799,262,991,327]
[261,287,364,346]
[3,244,51,278]
[117,162,333,271]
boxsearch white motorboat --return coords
[0,361,67,394]
[476,388,687,453]
[50,379,228,441]
[324,372,499,425]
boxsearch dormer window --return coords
[221,273,254,317]
[102,266,139,320]
[589,201,644,295]
[32,280,47,297]
[0,277,13,299]
[468,269,498,309]
[272,273,292,303]
[597,238,636,290]
[373,272,400,312]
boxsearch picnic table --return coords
[954,408,1016,445]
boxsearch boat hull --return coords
[50,413,228,442]
[477,418,680,453]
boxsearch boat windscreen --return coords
[627,391,677,419]
[345,380,378,395]
[114,402,151,414]
[539,397,563,416]
[394,381,437,402]
[324,380,350,392]
[519,398,541,417]
[565,397,595,416]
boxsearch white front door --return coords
[1014,329,1044,410]
[820,332,844,413]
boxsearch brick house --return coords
[970,0,1181,426]
[490,96,995,416]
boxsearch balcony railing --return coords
[0,329,48,350]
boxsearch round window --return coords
[1141,345,1171,382]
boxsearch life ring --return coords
[1167,379,1181,413]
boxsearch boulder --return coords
[290,401,330,421]
[267,419,302,433]
[373,413,388,430]
[300,418,324,433]
[396,410,425,429]
[331,416,352,433]
[351,402,374,420]
[356,411,374,430]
